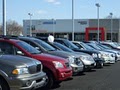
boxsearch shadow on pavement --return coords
[85,69,96,72]
[103,64,111,66]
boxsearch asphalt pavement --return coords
[50,61,120,90]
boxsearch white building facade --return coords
[23,19,120,42]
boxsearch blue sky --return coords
[0,0,120,25]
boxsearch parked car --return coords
[84,41,116,64]
[100,41,120,50]
[0,37,72,89]
[19,37,84,74]
[98,43,120,61]
[0,51,47,90]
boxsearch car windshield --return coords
[34,39,56,51]
[109,43,118,48]
[17,41,41,54]
[98,44,111,49]
[87,43,101,50]
[80,42,95,50]
[54,42,73,52]
[63,39,79,49]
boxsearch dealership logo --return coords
[43,21,56,24]
[78,21,87,25]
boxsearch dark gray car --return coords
[0,54,47,90]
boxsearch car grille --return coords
[74,58,81,65]
[65,62,70,68]
[28,64,41,74]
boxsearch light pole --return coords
[110,13,113,41]
[95,3,100,42]
[2,0,6,35]
[72,0,74,41]
[28,13,32,36]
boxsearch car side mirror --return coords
[80,48,84,50]
[17,51,24,55]
[35,47,40,50]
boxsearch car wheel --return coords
[98,62,103,68]
[54,81,62,85]
[44,70,54,89]
[0,78,9,90]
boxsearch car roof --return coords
[0,38,21,43]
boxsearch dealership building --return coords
[23,19,120,42]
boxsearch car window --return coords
[54,42,73,52]
[16,41,40,54]
[34,39,56,51]
[63,40,79,49]
[21,40,42,51]
[0,42,14,55]
[74,43,83,49]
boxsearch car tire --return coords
[97,62,103,68]
[44,70,54,89]
[54,81,62,85]
[0,77,9,90]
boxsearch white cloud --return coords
[54,1,61,5]
[45,0,56,3]
[36,10,47,15]
[45,0,61,5]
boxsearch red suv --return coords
[0,38,72,89]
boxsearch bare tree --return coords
[6,20,23,35]
[0,20,23,35]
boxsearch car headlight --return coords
[111,53,115,57]
[80,56,86,60]
[68,56,75,64]
[53,61,64,68]
[12,68,29,75]
[117,52,120,55]
[98,53,102,58]
[92,53,97,58]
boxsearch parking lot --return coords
[49,62,120,90]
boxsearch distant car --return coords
[100,41,120,50]
[0,37,72,89]
[83,41,116,64]
[19,37,84,74]
[98,44,120,61]
[0,53,47,90]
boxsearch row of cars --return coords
[0,35,119,90]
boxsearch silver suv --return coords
[0,54,47,90]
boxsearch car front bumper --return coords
[56,68,73,81]
[7,71,47,90]
[109,56,115,63]
[71,64,84,73]
[84,62,96,70]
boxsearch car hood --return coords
[72,48,99,55]
[32,53,68,63]
[0,55,40,67]
[103,49,118,54]
[47,50,73,58]
[71,51,91,57]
